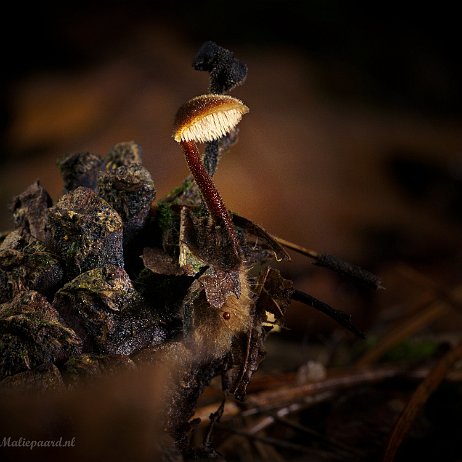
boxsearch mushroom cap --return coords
[173,94,249,143]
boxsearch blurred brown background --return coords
[1,1,462,340]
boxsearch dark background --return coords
[1,6,462,460]
[1,1,462,337]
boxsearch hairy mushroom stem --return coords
[180,139,240,256]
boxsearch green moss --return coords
[59,266,135,303]
[382,338,440,363]
[156,202,175,233]
[160,177,202,209]
[355,336,441,364]
[167,177,195,201]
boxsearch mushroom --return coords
[173,94,249,256]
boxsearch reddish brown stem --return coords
[181,140,240,256]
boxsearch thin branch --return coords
[356,299,450,367]
[243,368,401,413]
[291,289,365,339]
[271,235,319,259]
[217,423,317,455]
[203,398,226,451]
[252,439,287,462]
[383,339,462,462]
[398,265,462,313]
[273,414,363,459]
[193,366,462,423]
[272,235,383,289]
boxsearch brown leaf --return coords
[199,267,241,310]
[232,214,290,264]
[179,207,241,273]
[142,247,184,276]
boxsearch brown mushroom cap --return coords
[173,94,249,143]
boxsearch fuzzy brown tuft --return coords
[188,268,252,360]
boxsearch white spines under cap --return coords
[173,94,249,143]
[177,109,245,143]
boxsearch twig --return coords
[383,339,462,462]
[252,439,287,462]
[291,289,365,339]
[243,368,400,413]
[397,265,462,313]
[272,235,383,289]
[356,298,451,367]
[243,396,332,434]
[271,235,319,259]
[193,366,462,423]
[216,423,318,455]
[273,414,364,458]
[203,398,226,451]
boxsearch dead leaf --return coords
[199,267,241,310]
[142,247,184,276]
[179,207,241,273]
